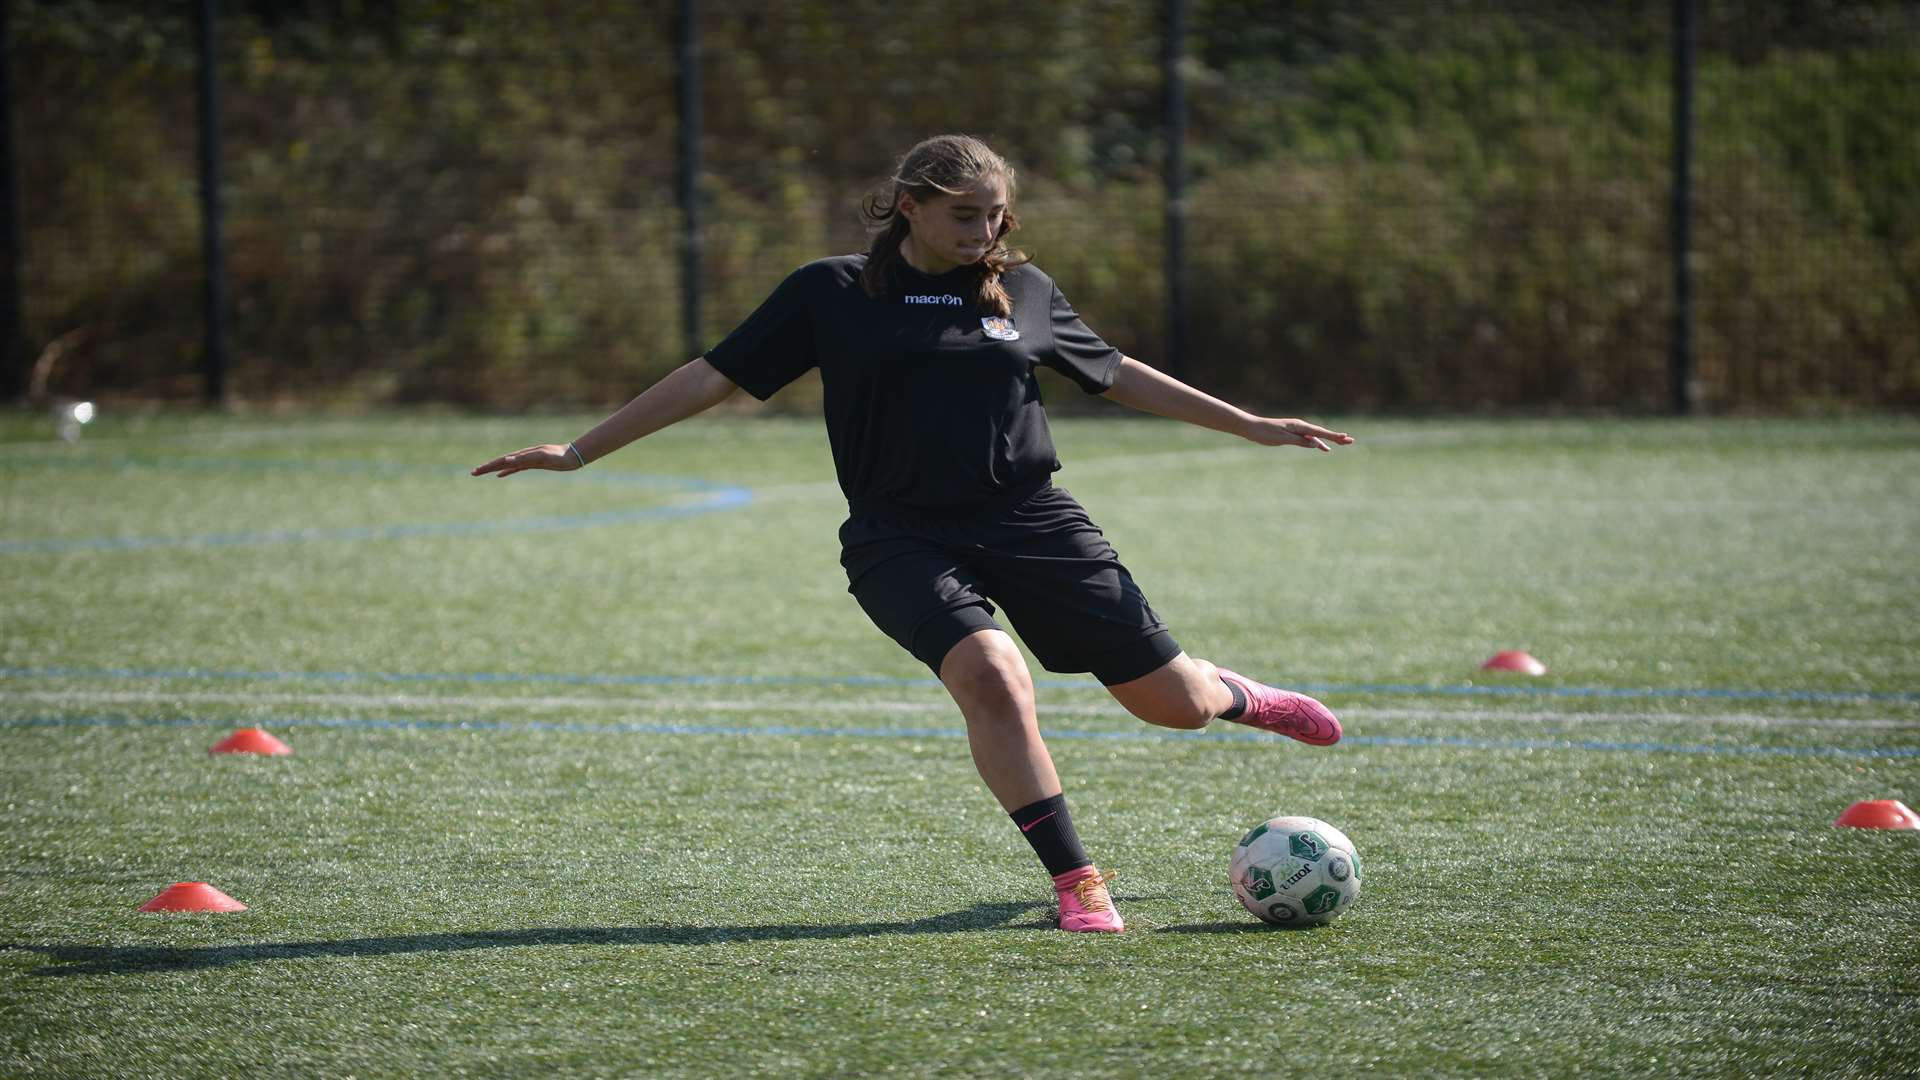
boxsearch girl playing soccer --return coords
[473,134,1352,933]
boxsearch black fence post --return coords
[1163,0,1188,379]
[0,0,23,403]
[196,0,231,408]
[1669,0,1697,415]
[1159,0,1190,380]
[677,0,702,361]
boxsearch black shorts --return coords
[838,482,1182,685]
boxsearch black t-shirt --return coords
[703,254,1123,511]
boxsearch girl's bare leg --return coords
[1107,652,1343,745]
[1104,652,1230,730]
[940,628,1123,932]
[937,628,1059,810]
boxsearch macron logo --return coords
[904,294,964,306]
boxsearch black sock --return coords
[1217,677,1248,720]
[1009,793,1092,878]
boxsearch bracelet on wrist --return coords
[567,443,588,467]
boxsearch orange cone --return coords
[210,726,292,755]
[1481,650,1547,676]
[1833,799,1920,830]
[139,882,248,912]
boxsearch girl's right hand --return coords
[470,444,581,478]
[1245,418,1353,452]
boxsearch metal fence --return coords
[8,0,1918,412]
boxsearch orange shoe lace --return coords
[1070,869,1116,912]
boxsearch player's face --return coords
[899,177,1009,274]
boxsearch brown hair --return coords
[859,134,1029,316]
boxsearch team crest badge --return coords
[980,316,1020,341]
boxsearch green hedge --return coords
[15,1,1918,411]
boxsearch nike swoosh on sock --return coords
[1018,811,1058,833]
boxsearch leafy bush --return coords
[14,1,1917,410]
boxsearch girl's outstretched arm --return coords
[1099,355,1353,451]
[471,357,741,477]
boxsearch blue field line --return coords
[1,712,1914,759]
[0,459,753,552]
[1289,681,1920,705]
[3,664,1916,706]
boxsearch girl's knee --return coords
[940,631,1035,711]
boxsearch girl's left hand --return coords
[1248,418,1354,451]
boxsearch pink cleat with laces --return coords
[1052,866,1124,933]
[1215,669,1343,746]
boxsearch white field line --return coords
[1350,706,1919,730]
[0,420,419,455]
[1063,427,1478,474]
[1064,444,1287,474]
[4,418,1381,459]
[732,442,1370,505]
[20,425,1827,512]
[747,434,1481,506]
[1,687,1023,717]
[742,445,1859,512]
[5,688,1915,730]
[1087,495,1880,512]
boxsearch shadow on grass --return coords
[7,900,1053,977]
[1153,921,1325,934]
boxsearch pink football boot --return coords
[1215,669,1343,746]
[1052,866,1123,933]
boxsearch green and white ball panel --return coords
[1228,815,1362,926]
[1261,896,1305,924]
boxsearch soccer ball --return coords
[1229,815,1362,926]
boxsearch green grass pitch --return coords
[1,411,1916,1076]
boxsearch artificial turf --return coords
[1,412,1915,1076]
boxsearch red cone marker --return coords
[139,882,248,913]
[1833,799,1920,830]
[1481,650,1547,676]
[210,727,292,755]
